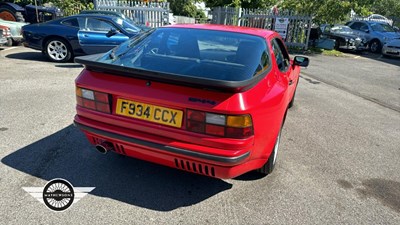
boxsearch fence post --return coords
[93,0,98,10]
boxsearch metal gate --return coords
[211,7,312,50]
[94,0,170,28]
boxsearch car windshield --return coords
[113,17,141,34]
[371,23,395,32]
[331,26,354,34]
[97,27,270,81]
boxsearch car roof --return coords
[167,24,276,38]
[63,14,120,20]
[80,10,124,17]
[351,20,388,25]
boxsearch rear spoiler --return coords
[74,54,269,93]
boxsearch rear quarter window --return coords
[98,28,270,81]
[61,18,79,28]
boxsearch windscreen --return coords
[97,27,270,81]
[371,23,395,32]
[331,26,354,34]
[113,17,141,33]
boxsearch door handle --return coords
[289,80,293,85]
[84,34,89,37]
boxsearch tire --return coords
[0,5,25,22]
[256,127,282,175]
[44,38,72,62]
[288,91,296,108]
[370,40,381,53]
[6,38,13,47]
[288,79,299,108]
[334,39,340,50]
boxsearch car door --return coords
[349,22,371,42]
[271,38,297,102]
[77,17,129,55]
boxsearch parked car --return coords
[0,18,26,44]
[0,24,11,46]
[73,24,309,179]
[22,14,143,62]
[322,25,367,51]
[382,38,400,58]
[346,20,400,53]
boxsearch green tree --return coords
[169,0,197,17]
[280,0,374,24]
[371,0,400,18]
[203,0,278,8]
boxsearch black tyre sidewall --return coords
[370,40,381,53]
[6,38,13,47]
[288,79,299,108]
[256,126,282,175]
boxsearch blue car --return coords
[22,14,143,62]
[346,20,400,53]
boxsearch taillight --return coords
[76,87,111,113]
[186,110,253,139]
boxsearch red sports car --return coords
[74,24,309,179]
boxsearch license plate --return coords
[116,99,183,128]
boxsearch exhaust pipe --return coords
[95,141,113,154]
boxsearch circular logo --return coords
[42,179,75,211]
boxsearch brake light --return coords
[186,110,253,138]
[76,87,111,113]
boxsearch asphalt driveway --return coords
[0,47,399,224]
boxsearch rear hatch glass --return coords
[76,27,271,92]
[100,28,269,81]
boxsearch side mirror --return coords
[364,29,370,33]
[293,56,309,67]
[106,28,118,38]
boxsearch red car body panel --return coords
[74,24,303,179]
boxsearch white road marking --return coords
[2,47,18,52]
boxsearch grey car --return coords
[345,21,400,53]
[382,38,400,58]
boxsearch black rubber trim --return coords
[74,122,250,164]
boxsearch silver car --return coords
[0,19,27,44]
[382,39,400,57]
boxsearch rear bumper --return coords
[74,115,261,179]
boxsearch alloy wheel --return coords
[47,40,68,61]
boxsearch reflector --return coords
[82,89,94,100]
[206,113,226,125]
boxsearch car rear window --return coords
[97,27,270,81]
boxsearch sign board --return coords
[274,17,289,40]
